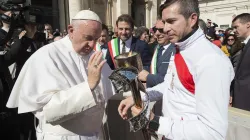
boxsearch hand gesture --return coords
[87,51,106,90]
[18,30,27,39]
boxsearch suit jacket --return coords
[146,44,175,88]
[104,37,151,70]
[233,39,250,111]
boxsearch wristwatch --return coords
[148,115,160,131]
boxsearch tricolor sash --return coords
[94,42,106,59]
[94,42,101,51]
[108,38,119,66]
[150,45,159,74]
[174,48,195,94]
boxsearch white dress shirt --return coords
[244,35,250,44]
[161,43,171,55]
[119,36,132,54]
[145,28,235,140]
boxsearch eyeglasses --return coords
[152,27,164,33]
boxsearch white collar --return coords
[120,36,132,47]
[244,35,250,44]
[175,28,204,51]
[163,43,171,50]
[1,26,9,33]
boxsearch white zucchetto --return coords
[72,10,102,24]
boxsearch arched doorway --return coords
[131,0,146,28]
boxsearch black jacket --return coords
[146,44,175,88]
[232,39,250,111]
[0,28,32,113]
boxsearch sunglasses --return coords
[228,39,235,41]
[153,27,164,33]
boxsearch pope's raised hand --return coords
[87,51,106,90]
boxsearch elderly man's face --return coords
[68,20,101,55]
[162,3,198,43]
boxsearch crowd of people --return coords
[0,0,250,140]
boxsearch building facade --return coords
[199,0,250,30]
[27,0,250,32]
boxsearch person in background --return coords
[138,17,175,88]
[231,13,250,111]
[206,19,218,39]
[105,14,151,70]
[95,24,109,58]
[62,29,68,37]
[134,26,149,43]
[221,34,237,57]
[44,23,54,43]
[198,19,207,34]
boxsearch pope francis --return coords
[6,10,115,140]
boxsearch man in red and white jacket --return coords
[118,0,234,139]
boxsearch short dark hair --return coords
[102,23,109,32]
[232,13,250,24]
[134,26,149,38]
[116,14,134,30]
[159,0,200,19]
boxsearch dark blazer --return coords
[104,37,152,70]
[146,44,175,88]
[232,39,250,111]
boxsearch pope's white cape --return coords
[7,36,114,113]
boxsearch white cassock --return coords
[7,36,115,140]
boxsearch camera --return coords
[0,0,46,45]
[0,0,32,28]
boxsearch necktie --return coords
[157,46,164,60]
[122,41,126,54]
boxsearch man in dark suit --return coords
[232,13,250,111]
[137,18,175,118]
[138,18,175,88]
[104,14,151,70]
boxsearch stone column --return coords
[107,0,113,30]
[128,0,133,16]
[116,0,129,18]
[145,0,153,28]
[52,0,59,30]
[68,0,82,21]
[58,0,67,31]
[150,0,158,27]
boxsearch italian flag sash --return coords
[150,45,159,74]
[94,42,101,51]
[108,38,119,66]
